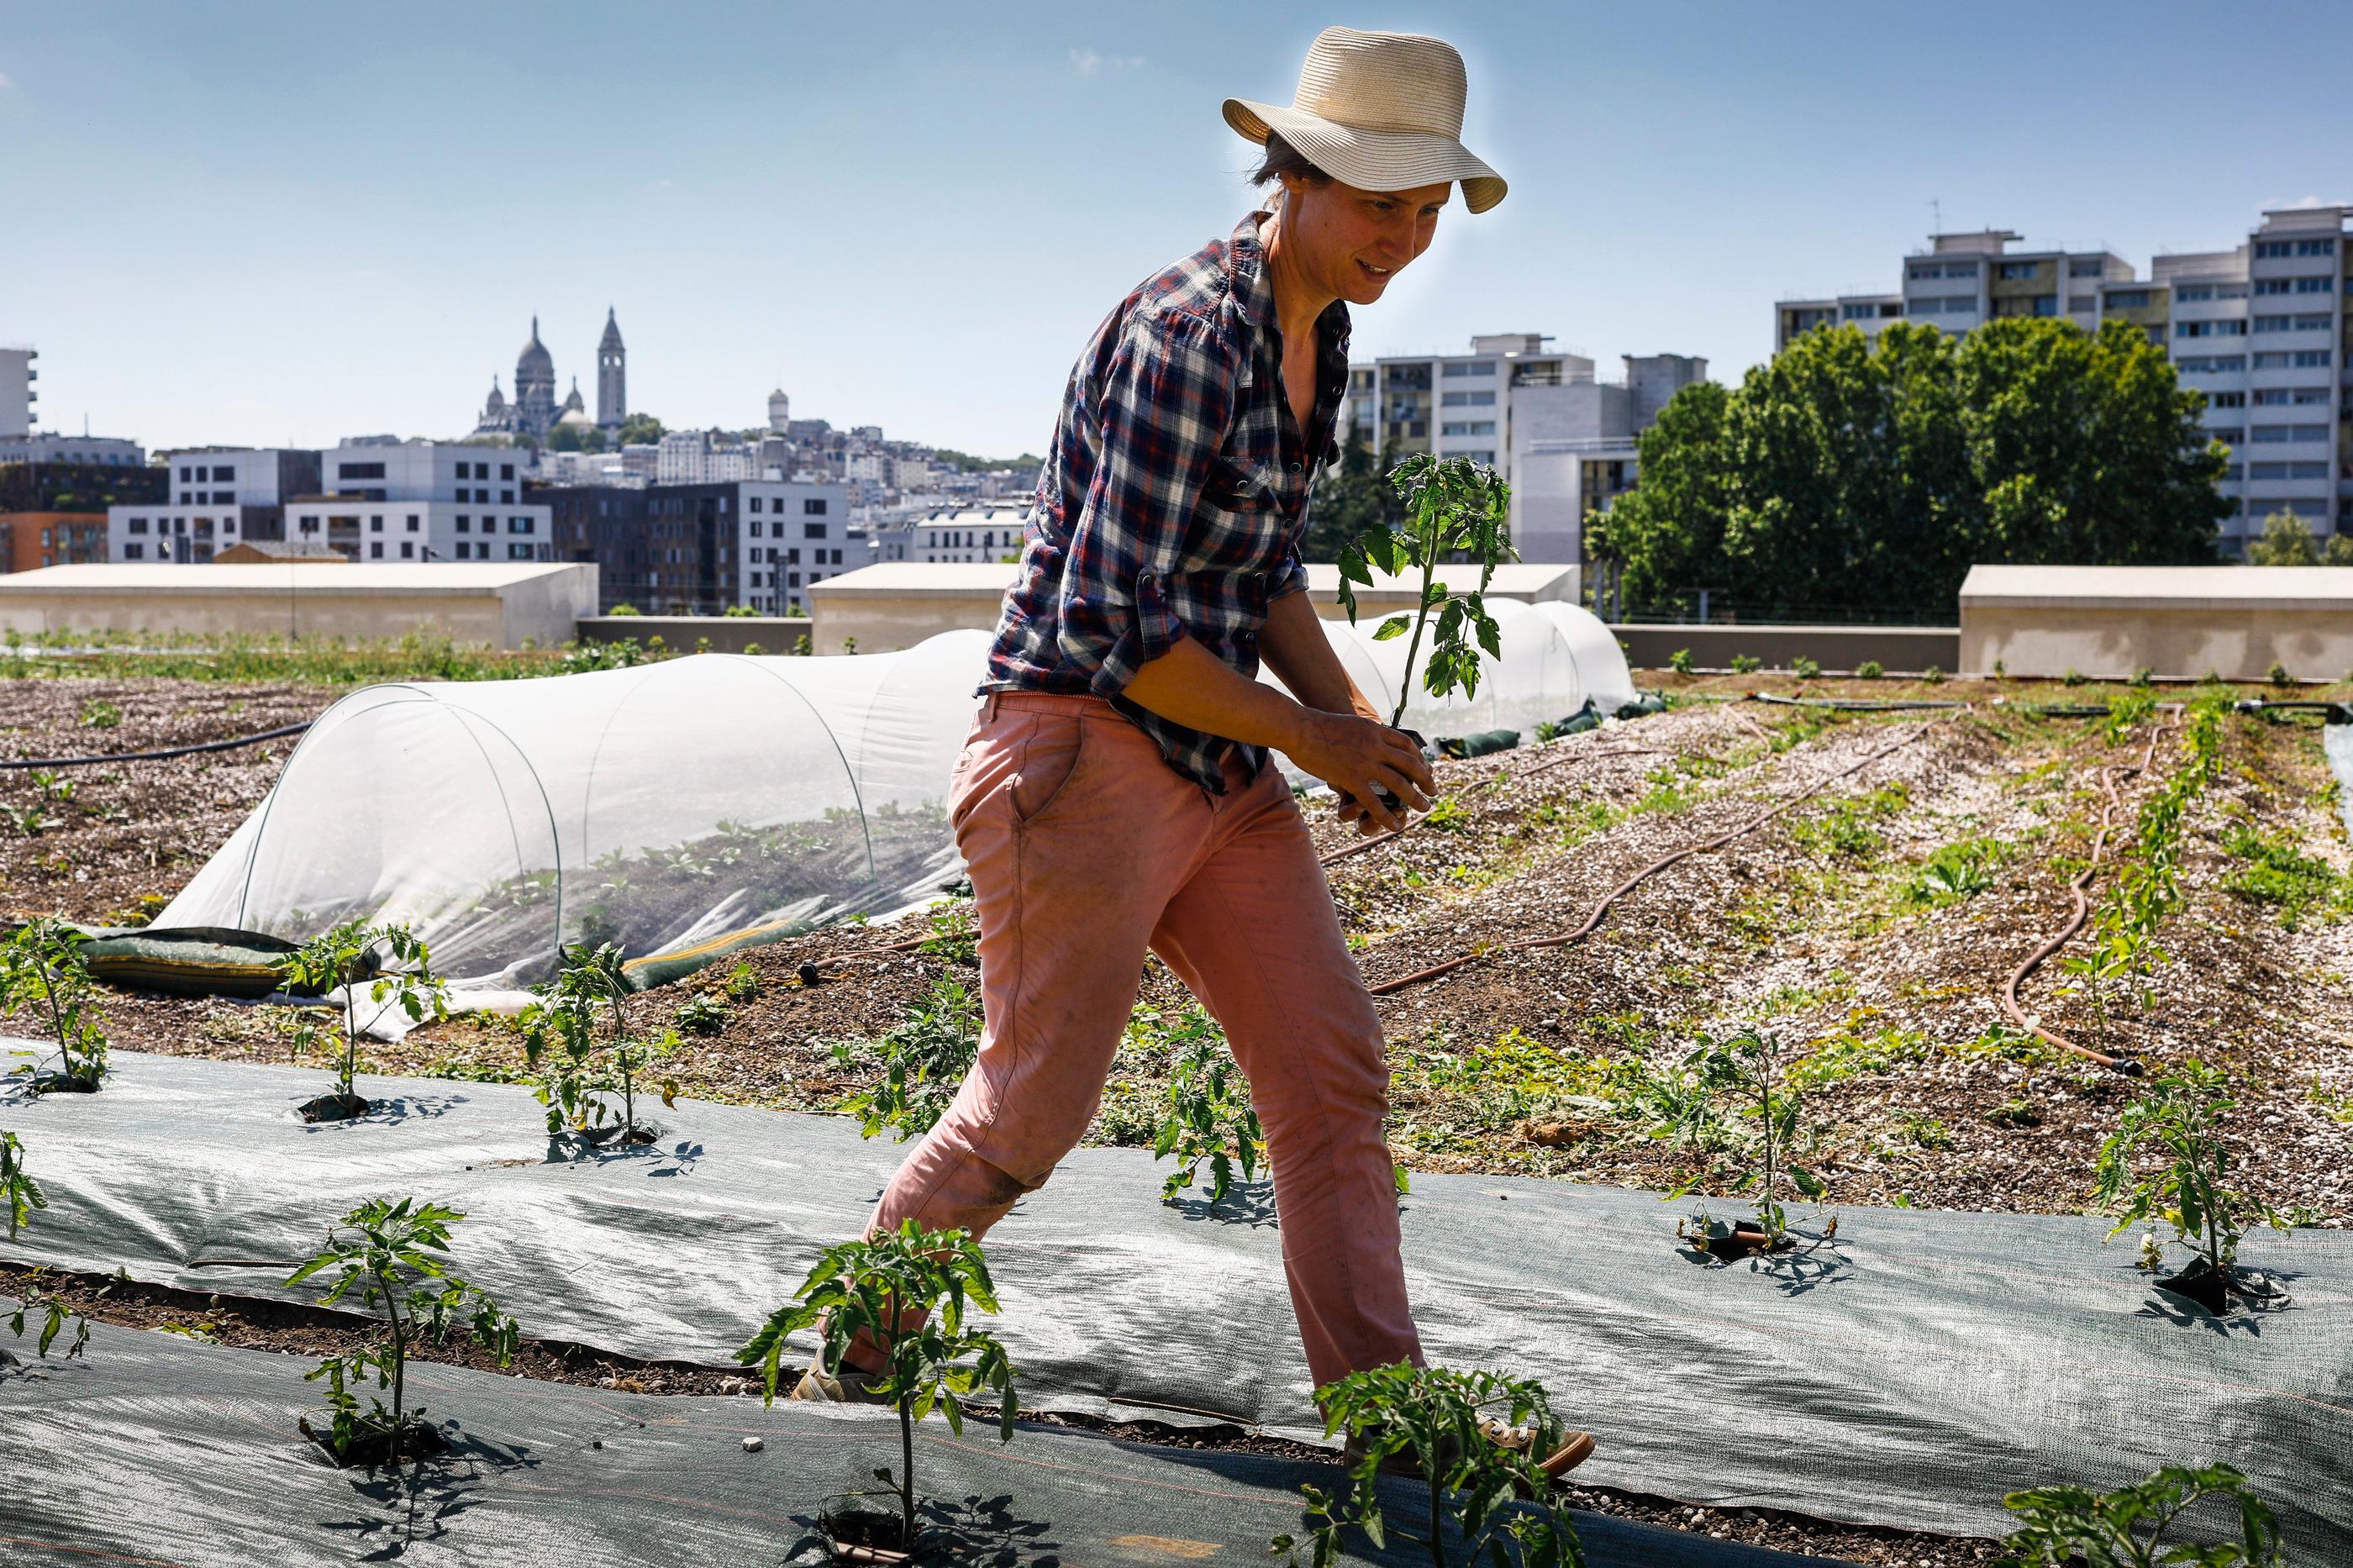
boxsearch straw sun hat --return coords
[1222,26,1506,213]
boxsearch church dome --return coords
[516,316,555,382]
[561,377,586,413]
[485,376,507,412]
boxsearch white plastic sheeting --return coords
[161,604,1634,981]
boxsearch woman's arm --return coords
[1122,614,1433,831]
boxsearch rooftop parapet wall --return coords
[1959,565,2353,681]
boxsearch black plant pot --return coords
[301,1415,448,1468]
[818,1503,913,1565]
[297,1091,371,1123]
[1374,729,1429,813]
[2154,1255,2234,1316]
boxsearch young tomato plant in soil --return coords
[271,921,446,1121]
[3,1129,46,1239]
[1137,1005,1265,1206]
[1277,1362,1584,1568]
[2092,1060,2288,1315]
[737,1220,1016,1559]
[0,917,108,1092]
[1995,1461,2281,1567]
[835,976,980,1142]
[519,942,678,1146]
[283,1197,520,1467]
[6,1264,90,1362]
[1670,1029,1833,1259]
[1337,455,1516,807]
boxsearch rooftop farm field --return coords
[5,659,2350,1566]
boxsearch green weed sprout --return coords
[1276,1362,1584,1568]
[2092,1060,2286,1297]
[1,918,108,1092]
[284,1197,520,1465]
[6,1265,88,1362]
[1729,654,1762,676]
[519,941,676,1144]
[836,976,980,1141]
[1856,660,1884,680]
[1338,455,1517,728]
[1139,1006,1265,1206]
[1995,1461,2280,1566]
[737,1220,1017,1554]
[673,989,728,1035]
[1,1130,45,1239]
[1667,648,1695,676]
[271,921,445,1112]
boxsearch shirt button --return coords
[1287,461,1303,475]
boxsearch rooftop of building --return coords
[1960,564,2353,608]
[0,561,588,594]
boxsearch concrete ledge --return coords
[1958,565,2353,680]
[1610,623,1961,674]
[577,615,810,654]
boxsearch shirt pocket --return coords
[1192,455,1289,572]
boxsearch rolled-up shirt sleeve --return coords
[1055,310,1237,698]
[1267,539,1309,603]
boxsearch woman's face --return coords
[1279,173,1450,305]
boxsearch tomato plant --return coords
[835,976,979,1141]
[2,1129,45,1239]
[6,1265,88,1362]
[0,918,108,1092]
[1137,1005,1264,1207]
[2092,1060,2287,1307]
[1338,455,1517,728]
[1276,1362,1584,1568]
[1669,1029,1829,1253]
[519,941,676,1144]
[271,921,445,1114]
[283,1197,519,1465]
[737,1220,1016,1555]
[1995,1462,2279,1566]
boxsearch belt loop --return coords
[982,692,1000,722]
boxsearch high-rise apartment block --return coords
[1777,207,2353,556]
[1342,334,1708,566]
[1,345,34,439]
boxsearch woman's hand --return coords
[1285,708,1434,834]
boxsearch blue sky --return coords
[7,1,2353,457]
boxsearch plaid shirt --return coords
[982,212,1351,793]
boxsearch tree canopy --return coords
[1592,318,2230,619]
[2247,508,2353,566]
[614,413,666,446]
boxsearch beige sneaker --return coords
[787,1349,892,1405]
[1345,1416,1596,1481]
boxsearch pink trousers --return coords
[859,691,1423,1389]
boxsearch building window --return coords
[2208,391,2246,408]
[370,541,384,559]
[1998,260,2040,280]
[2107,289,2150,309]
[2208,429,2243,445]
[2173,284,2213,303]
[2175,319,2246,338]
[2068,258,2103,277]
[124,542,145,560]
[508,542,530,560]
[1440,360,1497,377]
[367,516,382,532]
[2255,279,2292,296]
[339,461,387,481]
[803,498,827,514]
[750,497,764,513]
[787,548,800,565]
[2295,239,2336,256]
[804,522,827,539]
[2255,240,2293,259]
[509,517,534,534]
[500,464,514,480]
[456,515,470,532]
[407,514,419,531]
[128,517,149,534]
[1440,390,1497,407]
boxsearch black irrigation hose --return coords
[1747,692,1966,712]
[0,720,314,770]
[2233,698,2353,723]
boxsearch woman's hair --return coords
[1250,130,1331,190]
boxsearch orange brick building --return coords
[0,513,109,573]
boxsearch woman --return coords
[804,26,1593,1477]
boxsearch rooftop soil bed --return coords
[19,672,2346,1236]
[1,1259,2000,1565]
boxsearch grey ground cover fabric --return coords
[0,1319,1814,1568]
[3,1050,2349,1555]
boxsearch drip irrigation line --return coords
[1747,693,1966,712]
[1996,711,2182,1075]
[0,720,314,770]
[1364,718,1943,997]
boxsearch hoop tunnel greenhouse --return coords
[155,608,1634,985]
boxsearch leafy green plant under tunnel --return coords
[270,921,446,1121]
[1994,1461,2280,1566]
[1,918,109,1092]
[738,1220,1017,1559]
[1276,1362,1585,1568]
[284,1196,520,1466]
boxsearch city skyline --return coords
[8,0,2353,456]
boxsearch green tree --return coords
[615,413,666,446]
[1595,319,2227,619]
[545,422,583,453]
[2246,509,2319,566]
[1302,433,1402,562]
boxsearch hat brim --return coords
[1224,97,1506,213]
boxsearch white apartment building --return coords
[283,443,552,563]
[1,345,34,439]
[1777,208,2353,555]
[907,502,1030,565]
[734,480,855,613]
[655,429,756,485]
[108,447,317,563]
[1,434,146,466]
